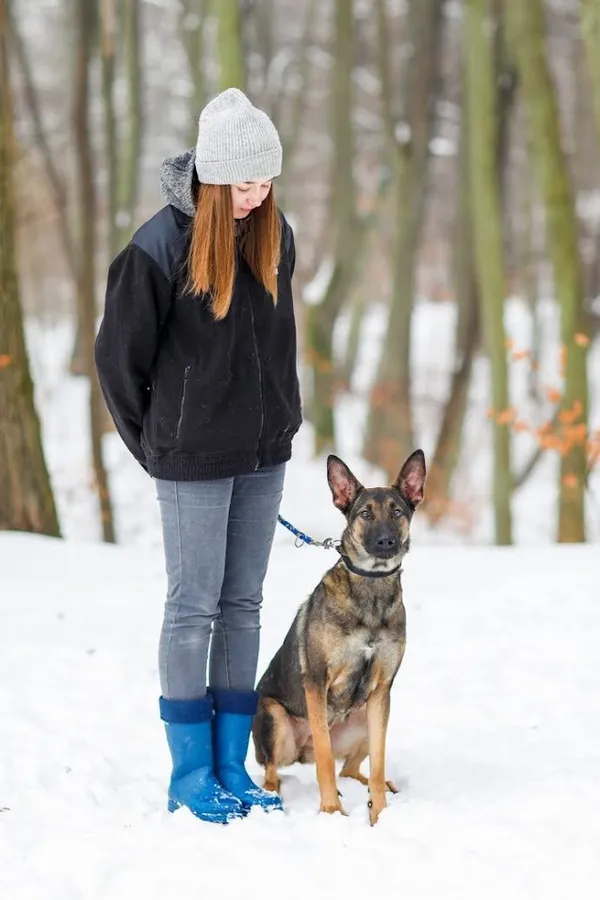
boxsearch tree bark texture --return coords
[73,0,116,543]
[508,0,589,542]
[0,0,61,537]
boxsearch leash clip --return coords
[322,537,341,551]
[278,514,339,551]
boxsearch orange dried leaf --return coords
[559,344,567,375]
[496,408,516,425]
[0,355,13,369]
[545,387,562,404]
[574,333,590,347]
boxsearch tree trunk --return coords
[274,0,317,210]
[508,0,589,543]
[580,0,600,149]
[465,0,513,545]
[100,0,118,259]
[0,0,61,537]
[6,0,76,281]
[115,0,143,251]
[306,0,358,455]
[73,0,116,543]
[363,0,444,478]
[424,107,480,525]
[215,0,245,91]
[102,0,143,259]
[341,286,368,391]
[181,0,206,146]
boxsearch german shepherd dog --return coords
[252,450,426,825]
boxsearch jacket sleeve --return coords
[94,243,172,469]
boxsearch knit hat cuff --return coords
[195,147,282,185]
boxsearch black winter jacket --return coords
[94,162,302,482]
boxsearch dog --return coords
[252,449,426,825]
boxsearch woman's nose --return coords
[247,187,262,206]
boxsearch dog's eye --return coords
[392,508,402,518]
[361,509,372,520]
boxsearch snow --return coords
[2,307,599,898]
[2,533,599,899]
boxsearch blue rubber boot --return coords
[210,688,283,813]
[159,694,246,824]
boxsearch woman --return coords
[95,88,302,824]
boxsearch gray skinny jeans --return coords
[155,464,285,700]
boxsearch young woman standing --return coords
[95,88,302,823]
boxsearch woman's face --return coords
[230,179,272,219]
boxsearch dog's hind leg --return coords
[252,697,297,793]
[339,745,398,792]
[339,741,369,786]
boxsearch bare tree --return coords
[508,0,589,543]
[216,0,245,90]
[0,0,60,537]
[363,0,445,478]
[73,0,116,543]
[7,1,76,280]
[465,0,512,544]
[180,0,207,146]
[580,0,600,148]
[424,106,480,526]
[305,0,360,454]
[101,0,144,259]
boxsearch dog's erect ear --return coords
[393,449,426,508]
[327,455,364,513]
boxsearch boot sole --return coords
[168,797,246,823]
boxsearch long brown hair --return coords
[186,183,281,320]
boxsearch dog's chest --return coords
[335,626,401,672]
[327,622,404,716]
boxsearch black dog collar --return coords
[337,550,401,579]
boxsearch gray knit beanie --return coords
[194,88,282,185]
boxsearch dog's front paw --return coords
[319,798,347,816]
[368,793,387,825]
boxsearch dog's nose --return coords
[376,535,398,549]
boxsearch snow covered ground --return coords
[1,306,599,898]
[2,533,599,899]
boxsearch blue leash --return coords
[277,514,338,550]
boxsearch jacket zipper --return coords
[247,289,265,469]
[174,365,191,441]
